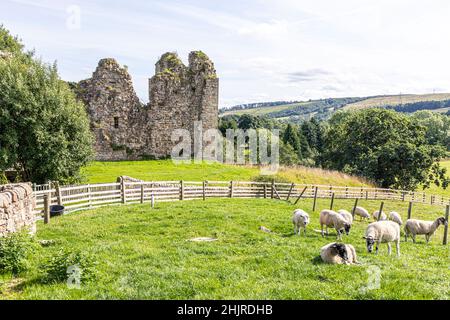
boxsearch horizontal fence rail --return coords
[32,180,450,220]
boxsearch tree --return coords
[321,109,447,190]
[410,111,450,151]
[0,26,93,184]
[282,124,301,157]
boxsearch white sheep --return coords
[353,206,370,221]
[364,221,401,256]
[404,217,447,243]
[372,210,387,221]
[319,209,351,240]
[292,209,310,236]
[320,242,359,265]
[338,209,353,225]
[388,211,403,226]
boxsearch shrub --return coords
[41,249,96,284]
[0,231,36,275]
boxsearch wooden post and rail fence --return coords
[35,180,450,244]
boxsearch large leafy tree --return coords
[321,108,447,190]
[410,110,450,151]
[0,26,93,184]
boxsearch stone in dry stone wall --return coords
[76,51,219,160]
[0,183,36,237]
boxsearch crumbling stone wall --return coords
[0,184,36,237]
[76,51,219,160]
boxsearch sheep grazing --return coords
[320,242,359,265]
[389,211,403,226]
[364,221,401,256]
[319,209,351,240]
[404,217,447,243]
[372,210,387,221]
[354,206,370,221]
[338,209,354,225]
[292,209,310,236]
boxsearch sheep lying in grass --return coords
[354,206,370,221]
[389,211,403,226]
[372,210,387,221]
[364,221,401,256]
[320,242,359,265]
[320,209,351,240]
[292,209,310,236]
[404,217,447,243]
[338,209,353,225]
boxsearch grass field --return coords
[344,93,450,110]
[1,197,448,299]
[220,102,309,117]
[81,160,373,187]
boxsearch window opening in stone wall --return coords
[114,117,119,129]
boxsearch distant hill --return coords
[220,93,450,122]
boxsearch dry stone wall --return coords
[76,51,219,160]
[0,183,36,237]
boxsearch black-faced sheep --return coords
[292,209,310,236]
[404,217,447,243]
[320,242,358,265]
[338,209,353,225]
[354,206,370,221]
[364,221,401,256]
[388,211,403,226]
[319,209,351,240]
[372,210,387,221]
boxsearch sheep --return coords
[388,211,403,226]
[320,242,359,265]
[319,209,351,240]
[363,221,401,256]
[338,209,354,225]
[404,217,447,243]
[372,210,387,221]
[353,206,370,221]
[292,209,310,236]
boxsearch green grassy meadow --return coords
[81,160,373,187]
[1,197,448,300]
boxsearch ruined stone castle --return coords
[76,51,219,160]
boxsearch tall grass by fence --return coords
[34,180,450,217]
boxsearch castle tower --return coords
[147,51,219,157]
[77,58,145,160]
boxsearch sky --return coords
[1,0,450,108]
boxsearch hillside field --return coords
[81,160,373,187]
[1,197,448,299]
[220,93,450,121]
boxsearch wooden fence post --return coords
[330,193,335,210]
[151,194,155,208]
[120,178,126,204]
[180,180,184,201]
[53,181,62,206]
[407,201,413,220]
[401,192,405,202]
[443,205,449,245]
[263,184,267,199]
[230,181,234,198]
[345,186,349,199]
[377,202,384,221]
[365,190,369,200]
[271,180,274,199]
[294,186,308,205]
[88,184,92,208]
[140,184,144,204]
[43,194,50,224]
[352,198,359,218]
[312,186,319,212]
[286,183,295,201]
[203,181,206,201]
